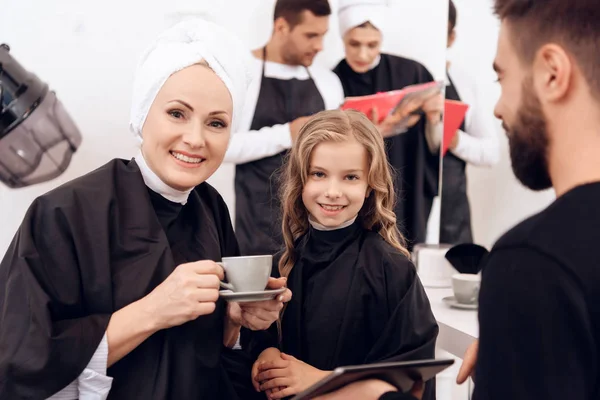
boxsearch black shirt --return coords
[474,182,600,399]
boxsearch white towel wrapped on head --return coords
[338,0,389,38]
[129,18,253,140]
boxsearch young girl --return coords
[250,109,438,400]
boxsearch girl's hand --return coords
[256,352,331,399]
[227,277,291,331]
[252,348,282,392]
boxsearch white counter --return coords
[425,287,479,359]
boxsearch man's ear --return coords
[448,29,456,48]
[533,43,572,104]
[274,17,291,36]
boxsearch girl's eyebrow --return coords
[310,165,363,174]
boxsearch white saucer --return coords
[219,287,286,303]
[442,296,478,310]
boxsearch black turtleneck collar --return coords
[300,219,363,277]
[337,59,381,97]
[147,187,184,233]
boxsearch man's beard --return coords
[505,75,553,191]
[281,41,313,67]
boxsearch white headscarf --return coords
[129,17,253,139]
[128,17,253,204]
[338,0,389,38]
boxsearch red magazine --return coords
[340,81,469,156]
[443,100,469,156]
[340,81,444,124]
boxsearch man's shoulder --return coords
[494,183,600,252]
[492,212,543,250]
[486,184,600,295]
[308,64,343,84]
[308,63,344,107]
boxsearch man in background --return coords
[224,0,344,256]
[440,0,499,245]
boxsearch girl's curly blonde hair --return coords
[278,109,409,279]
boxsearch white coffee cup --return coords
[218,255,272,292]
[451,273,481,304]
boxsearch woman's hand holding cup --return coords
[227,277,292,331]
[143,260,224,331]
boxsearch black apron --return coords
[440,73,473,244]
[234,49,325,256]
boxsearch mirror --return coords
[438,0,555,249]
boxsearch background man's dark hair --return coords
[494,0,600,98]
[274,0,332,29]
[448,0,457,33]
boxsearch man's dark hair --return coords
[273,0,331,29]
[494,0,600,98]
[448,0,457,33]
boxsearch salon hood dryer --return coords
[0,43,82,188]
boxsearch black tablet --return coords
[291,358,455,400]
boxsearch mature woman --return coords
[0,18,290,400]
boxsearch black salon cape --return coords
[0,158,256,400]
[473,182,600,400]
[333,54,440,249]
[245,221,439,399]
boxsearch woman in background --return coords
[332,0,444,250]
[0,19,290,400]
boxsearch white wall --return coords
[0,0,448,254]
[448,0,555,248]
